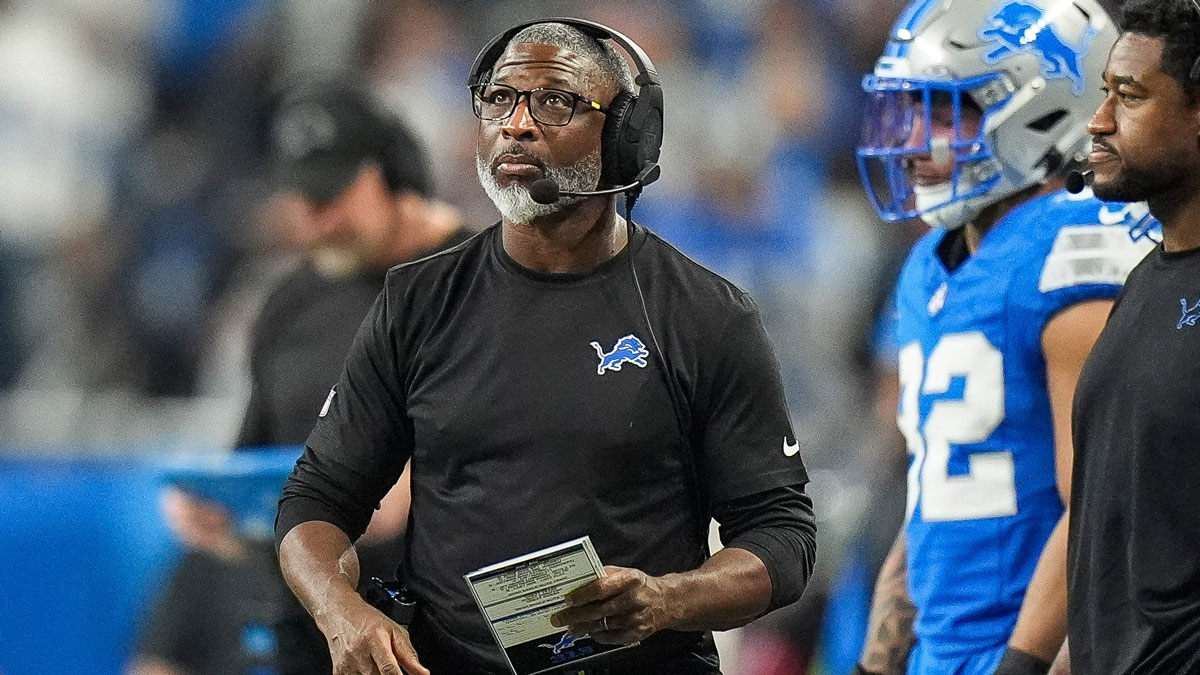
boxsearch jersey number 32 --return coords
[898,332,1017,522]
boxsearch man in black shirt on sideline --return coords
[131,82,472,675]
[1066,1,1200,672]
[275,20,817,675]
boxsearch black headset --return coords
[467,17,664,192]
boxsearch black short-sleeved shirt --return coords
[238,227,477,448]
[277,223,810,672]
[1069,244,1200,674]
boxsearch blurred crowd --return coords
[0,0,992,671]
[0,0,927,450]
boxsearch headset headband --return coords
[467,17,660,91]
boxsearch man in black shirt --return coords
[132,82,472,675]
[1067,1,1200,672]
[239,82,474,450]
[275,20,816,675]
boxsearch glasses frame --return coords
[469,83,608,127]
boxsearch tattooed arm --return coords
[858,530,916,675]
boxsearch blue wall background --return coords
[0,449,299,675]
[0,456,179,675]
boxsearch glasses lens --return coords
[529,89,576,126]
[473,84,517,120]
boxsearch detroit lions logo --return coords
[979,1,1096,95]
[590,335,649,375]
[539,632,584,655]
[1178,298,1200,329]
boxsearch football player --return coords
[852,0,1155,673]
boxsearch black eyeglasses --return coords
[469,83,608,126]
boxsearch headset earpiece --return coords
[625,80,664,186]
[601,91,637,186]
[600,84,664,189]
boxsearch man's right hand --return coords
[279,520,428,674]
[319,596,428,675]
[160,487,244,558]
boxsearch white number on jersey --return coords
[899,332,1017,522]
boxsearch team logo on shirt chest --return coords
[1178,298,1200,329]
[590,334,650,375]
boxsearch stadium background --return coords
[0,0,1122,673]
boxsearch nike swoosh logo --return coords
[783,437,800,457]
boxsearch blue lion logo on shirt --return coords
[1178,298,1200,329]
[590,334,649,375]
[539,632,583,655]
[979,1,1096,95]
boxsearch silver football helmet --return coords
[858,0,1118,228]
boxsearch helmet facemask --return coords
[858,75,1007,229]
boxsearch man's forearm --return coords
[860,530,915,674]
[660,546,773,632]
[278,520,366,633]
[553,489,814,643]
[1007,514,1069,661]
[279,520,430,675]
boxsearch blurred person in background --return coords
[129,80,472,675]
[362,0,477,217]
[57,0,276,399]
[0,0,152,390]
[851,0,1155,673]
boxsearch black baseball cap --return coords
[270,81,432,204]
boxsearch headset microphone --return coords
[528,163,661,205]
[528,179,635,204]
[1066,169,1093,195]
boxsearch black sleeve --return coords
[693,295,810,504]
[235,373,269,449]
[136,553,208,668]
[275,287,411,548]
[235,296,273,449]
[714,483,817,613]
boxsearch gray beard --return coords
[476,149,603,224]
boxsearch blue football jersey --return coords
[893,189,1154,668]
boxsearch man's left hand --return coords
[548,566,679,645]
